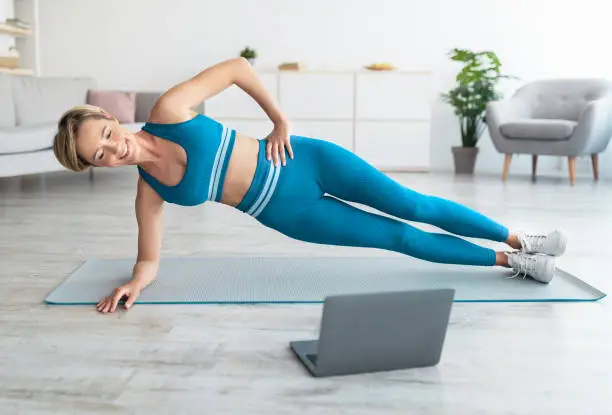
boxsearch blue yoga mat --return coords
[44,256,606,305]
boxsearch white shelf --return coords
[0,67,34,75]
[0,22,32,37]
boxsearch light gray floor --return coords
[1,166,611,415]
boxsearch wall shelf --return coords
[0,22,32,37]
[0,67,34,75]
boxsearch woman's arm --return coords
[156,57,285,124]
[97,177,164,313]
[154,57,293,166]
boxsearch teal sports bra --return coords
[137,114,236,206]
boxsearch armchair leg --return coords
[502,154,512,182]
[592,154,599,181]
[89,167,94,182]
[532,155,538,181]
[568,156,576,186]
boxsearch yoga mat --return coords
[45,257,606,305]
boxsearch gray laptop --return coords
[289,288,455,377]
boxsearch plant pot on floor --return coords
[452,146,479,174]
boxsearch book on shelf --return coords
[4,18,32,29]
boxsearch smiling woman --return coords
[52,57,566,314]
[54,105,142,170]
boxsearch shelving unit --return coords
[0,0,38,76]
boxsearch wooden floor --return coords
[1,166,611,415]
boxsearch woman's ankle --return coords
[495,251,510,267]
[505,233,521,250]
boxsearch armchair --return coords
[486,78,612,185]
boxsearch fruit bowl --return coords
[364,63,397,71]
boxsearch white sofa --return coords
[0,73,164,178]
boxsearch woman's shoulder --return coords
[147,97,198,125]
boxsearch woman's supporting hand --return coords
[264,121,294,167]
[96,281,142,313]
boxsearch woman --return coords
[53,57,566,314]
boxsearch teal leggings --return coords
[236,136,509,266]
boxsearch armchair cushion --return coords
[500,119,578,141]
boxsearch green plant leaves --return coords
[442,48,511,147]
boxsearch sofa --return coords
[486,78,612,185]
[0,73,168,179]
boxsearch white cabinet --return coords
[356,72,434,120]
[204,69,432,172]
[279,73,354,120]
[355,121,430,171]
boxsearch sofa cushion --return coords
[0,73,15,127]
[87,90,137,123]
[0,124,57,155]
[11,76,95,126]
[500,119,578,141]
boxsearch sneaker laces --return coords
[518,232,546,252]
[508,252,538,279]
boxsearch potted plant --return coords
[240,46,257,65]
[441,48,510,174]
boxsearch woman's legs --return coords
[312,140,511,243]
[273,194,499,266]
[253,137,561,282]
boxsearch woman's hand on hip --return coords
[264,121,294,167]
[96,281,142,313]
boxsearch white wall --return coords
[0,0,14,54]
[37,0,612,178]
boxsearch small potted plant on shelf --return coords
[441,48,511,174]
[240,46,257,65]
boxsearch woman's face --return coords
[76,115,140,167]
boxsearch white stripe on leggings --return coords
[251,164,281,218]
[246,163,276,216]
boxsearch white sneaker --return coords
[516,230,567,256]
[507,251,556,284]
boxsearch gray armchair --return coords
[486,79,612,185]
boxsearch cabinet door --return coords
[354,121,430,171]
[215,119,274,139]
[289,121,354,151]
[356,73,434,121]
[205,74,278,119]
[279,73,354,120]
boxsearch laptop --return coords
[289,288,455,377]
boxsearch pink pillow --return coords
[87,90,136,123]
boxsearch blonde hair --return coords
[52,105,116,172]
